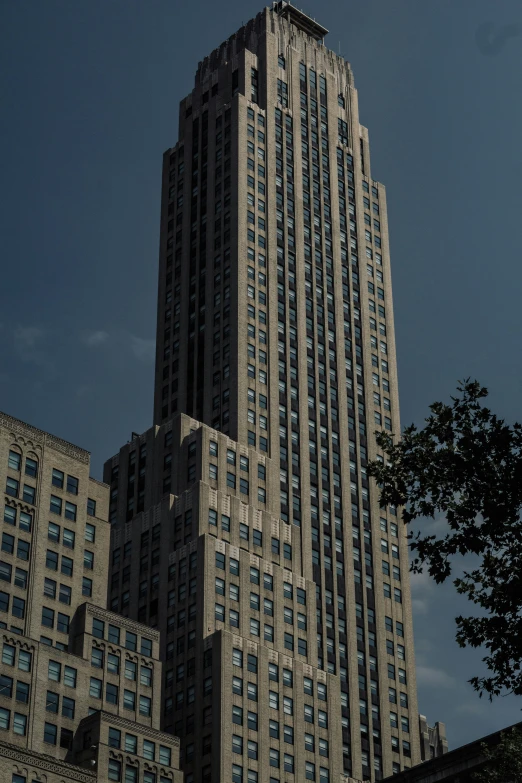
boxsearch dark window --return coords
[52,469,64,488]
[41,607,54,628]
[92,618,105,639]
[16,680,30,703]
[46,691,59,713]
[61,556,73,576]
[5,478,19,497]
[22,484,35,504]
[44,722,57,745]
[0,675,13,698]
[109,728,121,748]
[12,596,25,618]
[65,502,77,522]
[126,632,137,651]
[60,727,74,750]
[62,696,75,718]
[8,451,21,471]
[17,540,30,560]
[1,533,14,554]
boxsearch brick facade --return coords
[0,413,183,783]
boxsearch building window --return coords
[41,607,54,628]
[44,722,57,745]
[65,502,77,522]
[62,696,75,719]
[8,451,21,471]
[50,495,62,515]
[66,476,79,495]
[22,485,35,504]
[52,469,64,488]
[108,760,122,781]
[5,478,19,498]
[106,683,119,704]
[89,678,102,699]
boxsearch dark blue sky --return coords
[1,0,521,750]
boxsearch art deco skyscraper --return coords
[106,3,421,782]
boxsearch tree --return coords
[472,726,522,783]
[367,380,522,700]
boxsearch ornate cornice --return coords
[91,640,153,667]
[0,740,96,781]
[3,497,35,516]
[1,633,36,652]
[0,412,90,465]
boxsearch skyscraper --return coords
[106,3,421,781]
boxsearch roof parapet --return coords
[273,1,329,40]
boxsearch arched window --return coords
[25,452,39,479]
[7,447,22,472]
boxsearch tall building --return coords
[0,412,183,783]
[106,3,422,783]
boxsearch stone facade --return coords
[0,413,183,783]
[1,3,445,783]
[120,1,423,780]
[418,715,448,761]
[105,416,345,782]
[105,406,420,781]
[0,412,109,644]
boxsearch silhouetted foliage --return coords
[472,726,522,783]
[367,380,522,700]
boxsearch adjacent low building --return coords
[0,412,183,783]
[382,721,521,783]
[419,715,448,761]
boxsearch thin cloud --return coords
[410,570,435,615]
[82,330,109,347]
[410,569,435,592]
[78,330,155,363]
[414,638,433,655]
[14,326,44,349]
[455,702,486,716]
[416,665,455,688]
[129,335,155,362]
[12,326,50,366]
